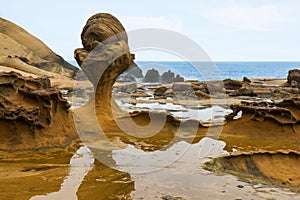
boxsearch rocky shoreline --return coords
[0,12,300,199]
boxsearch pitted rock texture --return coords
[204,152,300,191]
[226,98,300,126]
[220,98,300,152]
[0,72,77,151]
[74,13,300,153]
[287,69,300,88]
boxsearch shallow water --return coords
[21,137,300,200]
[116,100,232,123]
[30,146,94,200]
[2,100,300,199]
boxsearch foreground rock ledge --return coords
[0,71,77,151]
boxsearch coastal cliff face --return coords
[0,71,77,151]
[0,17,78,78]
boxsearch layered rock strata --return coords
[0,72,77,151]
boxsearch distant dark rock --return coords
[115,83,137,93]
[243,76,251,83]
[172,82,193,93]
[206,81,224,94]
[237,86,256,97]
[161,195,185,200]
[223,79,243,90]
[127,62,143,78]
[174,74,184,82]
[154,86,168,96]
[131,91,151,98]
[287,69,300,88]
[117,73,136,82]
[161,70,175,83]
[195,90,211,99]
[144,68,160,82]
[189,81,209,94]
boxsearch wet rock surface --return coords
[205,152,300,192]
[0,12,299,199]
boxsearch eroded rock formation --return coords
[74,13,201,151]
[0,72,77,151]
[161,70,175,83]
[72,14,300,192]
[0,17,78,78]
[201,97,300,191]
[74,13,300,153]
[144,68,160,83]
[287,69,300,88]
[219,98,300,151]
[204,152,300,191]
[74,13,134,117]
[126,62,143,78]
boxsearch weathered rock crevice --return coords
[0,72,77,151]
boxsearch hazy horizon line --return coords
[68,59,300,63]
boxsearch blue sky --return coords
[1,0,300,61]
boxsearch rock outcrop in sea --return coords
[142,68,185,83]
[144,68,160,82]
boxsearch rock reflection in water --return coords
[76,160,134,200]
[0,163,68,200]
[30,146,94,200]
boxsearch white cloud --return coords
[119,16,182,31]
[203,5,291,31]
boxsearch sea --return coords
[69,60,300,81]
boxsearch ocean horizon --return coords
[69,60,300,81]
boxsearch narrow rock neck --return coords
[94,53,134,114]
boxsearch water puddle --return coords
[116,100,232,123]
[30,146,94,200]
[18,98,300,199]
